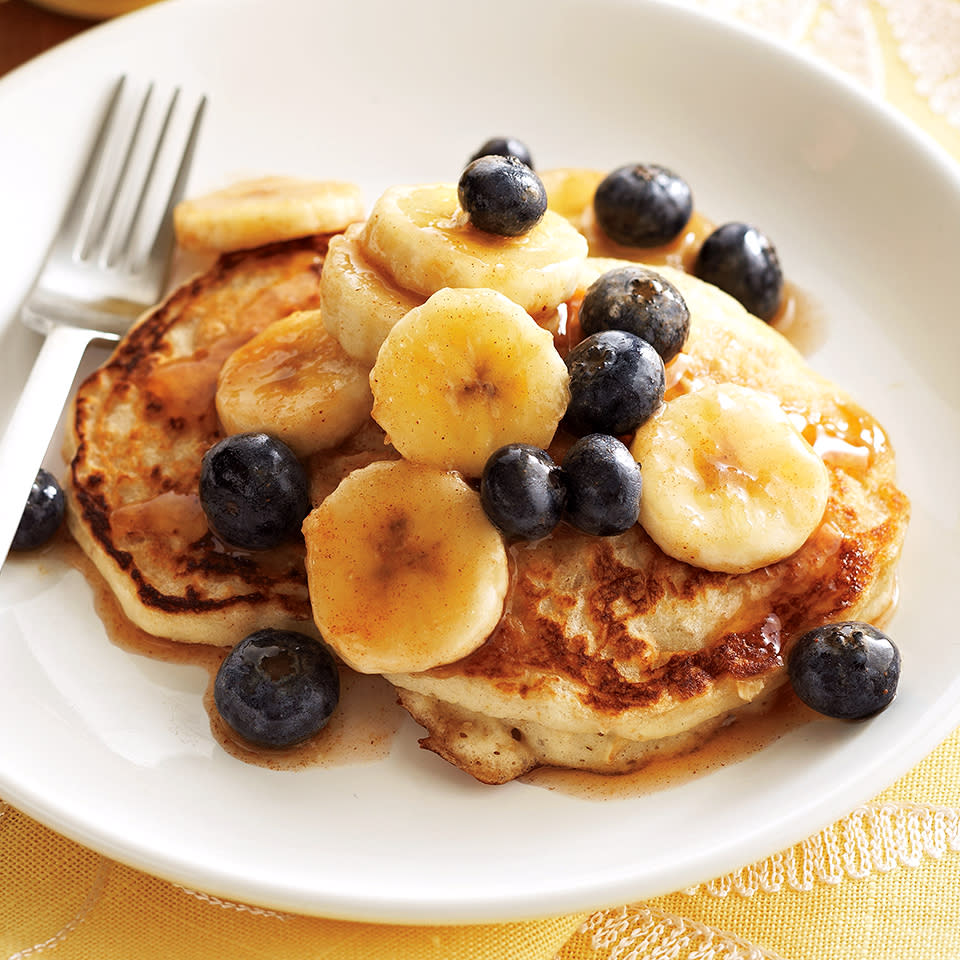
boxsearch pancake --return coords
[65,237,334,645]
[66,236,908,785]
[384,266,909,783]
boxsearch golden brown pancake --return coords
[66,240,908,785]
[65,237,332,644]
[385,267,909,783]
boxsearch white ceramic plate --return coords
[1,0,959,925]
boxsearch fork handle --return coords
[0,325,118,565]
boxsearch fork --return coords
[0,76,206,565]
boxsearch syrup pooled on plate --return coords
[58,534,406,772]
[520,682,816,801]
[53,151,908,788]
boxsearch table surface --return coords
[0,0,95,77]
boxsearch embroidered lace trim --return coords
[683,801,960,897]
[579,904,788,960]
[681,0,960,125]
[576,802,960,959]
[5,858,112,960]
[174,885,291,919]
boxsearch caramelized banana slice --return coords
[303,460,509,674]
[630,382,830,573]
[361,183,587,316]
[216,309,372,457]
[539,167,604,225]
[319,223,426,366]
[370,288,570,477]
[174,176,364,252]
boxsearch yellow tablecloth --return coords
[2,730,959,959]
[3,2,960,958]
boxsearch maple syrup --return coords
[521,682,818,801]
[58,535,405,771]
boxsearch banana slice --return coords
[630,382,830,574]
[370,287,570,477]
[539,167,604,225]
[303,459,509,673]
[361,184,587,316]
[216,309,372,457]
[174,176,365,252]
[319,223,426,365]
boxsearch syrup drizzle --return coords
[206,668,404,772]
[52,212,877,796]
[522,683,818,801]
[58,536,405,772]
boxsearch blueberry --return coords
[694,222,783,322]
[562,434,642,536]
[214,629,340,748]
[481,444,566,541]
[565,330,665,436]
[788,621,900,720]
[199,433,311,551]
[468,136,535,169]
[579,265,690,364]
[593,163,693,247]
[458,155,548,237]
[12,468,65,551]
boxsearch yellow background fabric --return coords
[2,729,959,958]
[4,1,960,957]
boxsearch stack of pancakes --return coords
[65,234,908,784]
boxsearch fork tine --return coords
[78,81,154,263]
[104,86,180,269]
[134,92,207,283]
[54,76,126,252]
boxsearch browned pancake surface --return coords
[66,237,330,643]
[388,266,909,782]
[66,243,908,785]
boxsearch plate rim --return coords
[1,0,959,924]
